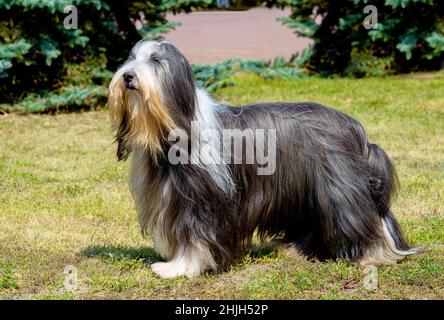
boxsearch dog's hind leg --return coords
[151,242,216,279]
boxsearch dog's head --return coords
[108,40,196,160]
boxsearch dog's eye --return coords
[149,54,161,64]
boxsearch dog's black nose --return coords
[123,72,135,84]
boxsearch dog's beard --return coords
[108,63,176,161]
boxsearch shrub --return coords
[269,0,444,76]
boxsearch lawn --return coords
[0,73,443,299]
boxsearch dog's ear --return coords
[115,113,131,161]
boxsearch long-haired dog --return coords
[108,40,419,279]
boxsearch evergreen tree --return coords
[268,0,444,76]
[0,0,211,111]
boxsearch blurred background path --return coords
[165,7,311,64]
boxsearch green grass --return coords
[0,73,443,299]
[0,262,19,290]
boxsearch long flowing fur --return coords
[108,40,419,279]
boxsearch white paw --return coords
[151,262,184,279]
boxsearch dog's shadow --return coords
[249,241,282,259]
[79,241,283,271]
[79,245,163,265]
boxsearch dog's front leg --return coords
[151,243,216,279]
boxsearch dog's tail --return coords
[366,143,420,261]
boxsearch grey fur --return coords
[109,41,419,277]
